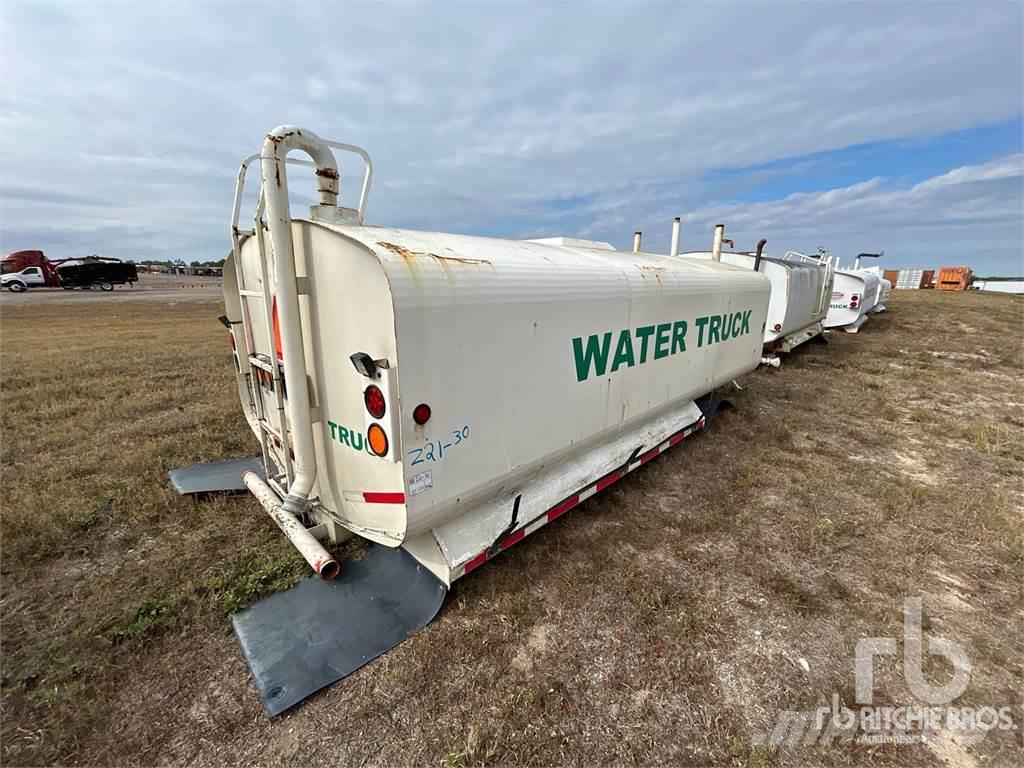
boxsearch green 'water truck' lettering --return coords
[328,420,370,453]
[572,310,752,382]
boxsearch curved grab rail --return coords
[231,139,373,244]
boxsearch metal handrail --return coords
[230,143,373,240]
[781,251,835,315]
[227,132,375,503]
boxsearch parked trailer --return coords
[678,246,833,362]
[971,278,1024,294]
[866,274,892,313]
[896,268,924,290]
[173,126,772,715]
[56,260,138,291]
[936,266,973,291]
[876,277,892,311]
[823,267,879,333]
[1,252,137,292]
[851,254,891,313]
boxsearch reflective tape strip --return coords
[595,471,622,491]
[449,416,706,580]
[362,492,405,504]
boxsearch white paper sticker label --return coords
[408,470,433,496]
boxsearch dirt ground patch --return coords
[1,291,1022,766]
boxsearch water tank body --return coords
[225,225,771,582]
[874,277,892,311]
[824,269,879,332]
[205,126,782,716]
[679,251,833,351]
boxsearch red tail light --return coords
[413,403,431,425]
[364,385,386,419]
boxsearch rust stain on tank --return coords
[377,241,491,267]
[638,264,667,282]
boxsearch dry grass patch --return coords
[1,290,1022,767]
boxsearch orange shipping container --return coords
[936,266,973,291]
[883,269,900,286]
[921,269,935,289]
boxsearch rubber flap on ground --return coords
[168,455,265,494]
[232,544,447,717]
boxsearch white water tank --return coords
[225,223,771,582]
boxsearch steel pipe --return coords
[245,471,340,580]
[711,224,725,262]
[754,239,767,272]
[670,217,681,257]
[259,125,338,516]
[633,231,642,253]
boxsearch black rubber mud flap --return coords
[168,456,264,494]
[232,544,447,717]
[695,393,734,426]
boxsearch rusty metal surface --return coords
[936,266,973,291]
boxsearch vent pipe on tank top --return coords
[670,217,681,257]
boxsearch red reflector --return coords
[364,385,386,419]
[773,323,782,332]
[463,552,487,575]
[412,403,431,425]
[229,332,236,351]
[362,492,405,504]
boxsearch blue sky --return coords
[1,1,1022,274]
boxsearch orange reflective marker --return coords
[367,423,389,457]
[272,297,283,360]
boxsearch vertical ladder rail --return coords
[230,154,301,491]
[230,154,276,479]
[231,128,375,514]
[253,191,295,491]
[230,154,259,366]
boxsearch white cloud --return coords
[629,154,1024,271]
[912,154,1024,191]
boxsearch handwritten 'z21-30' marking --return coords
[408,425,470,466]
